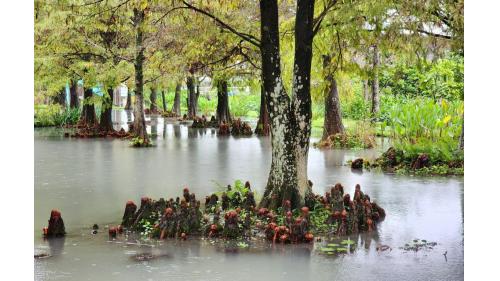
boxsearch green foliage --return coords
[130,137,153,147]
[380,55,464,101]
[34,104,80,127]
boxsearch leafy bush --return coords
[380,54,464,101]
[34,104,80,127]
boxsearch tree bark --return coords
[322,54,344,140]
[150,87,158,114]
[79,88,97,126]
[161,89,167,112]
[131,8,149,142]
[172,83,181,116]
[255,84,270,136]
[187,76,197,118]
[363,79,371,102]
[371,44,380,116]
[291,0,315,202]
[99,88,114,132]
[125,91,132,110]
[69,80,79,109]
[259,0,315,210]
[216,79,231,124]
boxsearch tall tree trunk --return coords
[79,88,97,126]
[99,88,114,132]
[131,8,149,142]
[172,83,181,116]
[371,44,380,116]
[150,87,158,114]
[259,0,315,209]
[363,79,371,102]
[69,80,79,109]
[322,54,344,140]
[255,84,270,136]
[290,0,315,203]
[187,76,197,118]
[216,80,231,124]
[161,89,167,112]
[125,91,132,110]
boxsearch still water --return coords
[34,112,463,281]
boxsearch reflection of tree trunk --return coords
[255,84,270,136]
[187,76,197,118]
[79,88,97,126]
[216,80,231,124]
[322,55,344,140]
[69,80,79,108]
[99,88,114,132]
[371,44,380,116]
[172,83,181,116]
[150,87,158,114]
[161,89,167,112]
[125,91,132,110]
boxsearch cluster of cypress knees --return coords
[43,181,385,243]
[189,115,253,136]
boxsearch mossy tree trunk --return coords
[69,80,79,109]
[131,7,149,142]
[371,44,380,117]
[125,91,132,110]
[150,87,158,114]
[259,0,315,210]
[99,88,114,132]
[216,79,231,124]
[255,84,270,136]
[363,79,370,102]
[187,76,197,118]
[172,83,181,116]
[79,88,97,126]
[322,54,344,140]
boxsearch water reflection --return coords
[34,112,463,281]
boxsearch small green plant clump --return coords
[314,131,375,149]
[34,104,80,127]
[129,137,153,147]
[372,146,463,176]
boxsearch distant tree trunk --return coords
[371,44,380,116]
[172,83,181,116]
[69,80,79,109]
[161,89,167,112]
[150,87,158,114]
[259,0,315,210]
[322,55,344,140]
[79,88,97,126]
[125,91,132,110]
[363,79,371,102]
[255,84,270,136]
[99,88,114,132]
[458,115,464,150]
[52,88,66,107]
[216,80,231,124]
[187,76,197,118]
[131,7,149,142]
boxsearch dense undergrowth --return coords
[34,104,80,127]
